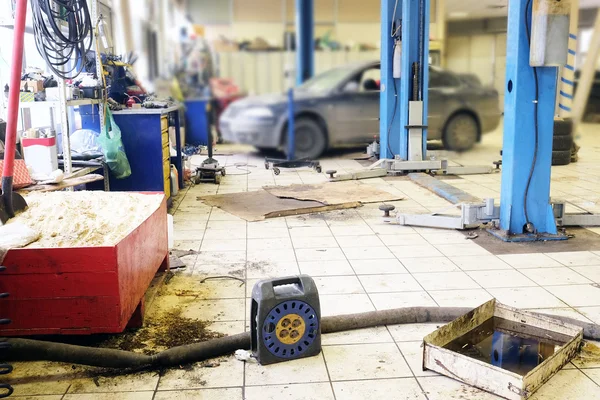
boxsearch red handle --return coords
[3,0,28,178]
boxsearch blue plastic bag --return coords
[98,108,131,179]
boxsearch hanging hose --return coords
[4,307,600,369]
[30,0,93,79]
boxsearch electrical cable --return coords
[386,59,399,159]
[30,0,93,80]
[386,0,401,159]
[523,0,539,232]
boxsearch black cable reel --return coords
[251,275,321,365]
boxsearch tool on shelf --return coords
[1,0,28,225]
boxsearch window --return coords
[359,67,381,92]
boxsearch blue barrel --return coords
[184,99,210,146]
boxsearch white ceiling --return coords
[446,0,600,20]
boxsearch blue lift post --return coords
[499,0,560,239]
[380,0,401,159]
[295,0,314,85]
[380,0,430,161]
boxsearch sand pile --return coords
[7,191,164,248]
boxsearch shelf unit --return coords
[16,0,106,177]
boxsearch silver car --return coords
[219,61,501,159]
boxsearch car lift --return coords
[327,0,495,181]
[377,0,600,241]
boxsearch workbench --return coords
[110,106,184,198]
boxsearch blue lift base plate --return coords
[486,228,568,243]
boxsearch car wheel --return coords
[442,113,479,152]
[288,117,327,159]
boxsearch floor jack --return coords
[193,115,225,184]
[264,89,322,176]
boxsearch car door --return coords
[427,67,446,140]
[332,66,381,144]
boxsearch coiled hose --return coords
[5,307,600,369]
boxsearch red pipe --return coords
[3,0,28,178]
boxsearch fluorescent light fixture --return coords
[449,11,469,18]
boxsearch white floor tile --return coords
[545,284,600,307]
[333,378,427,400]
[398,257,460,273]
[343,246,395,260]
[314,276,365,295]
[322,326,393,346]
[247,237,293,250]
[378,234,429,246]
[288,226,332,238]
[246,260,300,279]
[571,266,600,283]
[244,383,334,400]
[292,236,339,249]
[521,267,593,286]
[498,253,563,269]
[63,393,154,400]
[576,306,600,324]
[200,239,246,252]
[396,341,437,377]
[529,369,600,399]
[247,226,290,239]
[350,259,409,275]
[323,343,412,380]
[435,243,491,257]
[331,225,375,236]
[370,291,438,310]
[417,376,499,400]
[546,251,600,267]
[428,289,494,307]
[158,356,243,389]
[154,388,242,400]
[466,269,536,288]
[389,244,443,258]
[359,274,423,293]
[449,255,513,271]
[245,354,329,386]
[487,287,567,309]
[320,294,375,317]
[387,323,440,342]
[295,248,347,262]
[413,271,480,291]
[336,235,385,248]
[299,260,355,276]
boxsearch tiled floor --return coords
[8,123,600,399]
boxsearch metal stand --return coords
[264,89,322,176]
[194,103,225,184]
[386,197,600,242]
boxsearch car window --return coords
[359,67,381,92]
[297,67,351,93]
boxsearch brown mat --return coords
[263,181,403,205]
[463,227,600,255]
[198,190,362,221]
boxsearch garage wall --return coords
[216,50,379,95]
[446,34,507,110]
[189,0,444,47]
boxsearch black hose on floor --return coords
[5,307,600,369]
